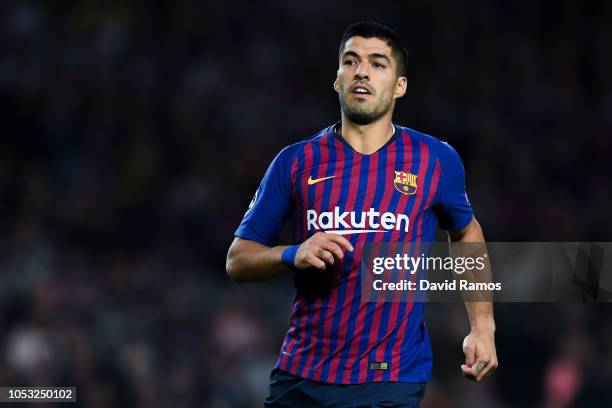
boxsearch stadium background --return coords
[1,0,611,406]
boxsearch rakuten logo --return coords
[306,207,409,235]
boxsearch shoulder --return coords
[398,125,463,166]
[274,125,334,164]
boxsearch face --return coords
[334,36,407,125]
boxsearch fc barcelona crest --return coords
[394,170,417,195]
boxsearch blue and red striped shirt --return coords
[235,123,473,384]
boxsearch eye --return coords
[374,62,386,68]
[344,59,356,66]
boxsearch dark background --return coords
[1,0,611,407]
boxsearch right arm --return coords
[226,233,353,283]
[227,145,352,282]
[226,238,291,282]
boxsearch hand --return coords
[294,232,354,270]
[461,329,498,382]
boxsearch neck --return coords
[338,112,395,155]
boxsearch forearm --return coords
[449,217,484,243]
[226,238,292,282]
[465,301,495,332]
[450,218,495,332]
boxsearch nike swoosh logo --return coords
[307,175,335,185]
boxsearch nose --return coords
[354,62,370,80]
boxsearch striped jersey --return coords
[235,122,473,384]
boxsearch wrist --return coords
[470,318,496,334]
[281,245,300,269]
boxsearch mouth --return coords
[351,84,372,97]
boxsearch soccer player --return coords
[226,21,498,407]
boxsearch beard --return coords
[338,88,393,125]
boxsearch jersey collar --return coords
[329,121,400,155]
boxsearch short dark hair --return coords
[339,21,409,77]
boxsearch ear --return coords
[333,77,340,93]
[394,76,408,99]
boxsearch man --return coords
[226,21,497,407]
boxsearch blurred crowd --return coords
[0,0,611,407]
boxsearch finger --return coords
[461,361,485,381]
[320,241,345,260]
[463,343,476,366]
[473,360,488,381]
[476,358,498,382]
[316,249,335,266]
[324,233,354,252]
[472,343,491,381]
[461,357,491,382]
[307,254,327,270]
[460,364,477,381]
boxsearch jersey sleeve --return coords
[435,142,474,232]
[234,147,295,246]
